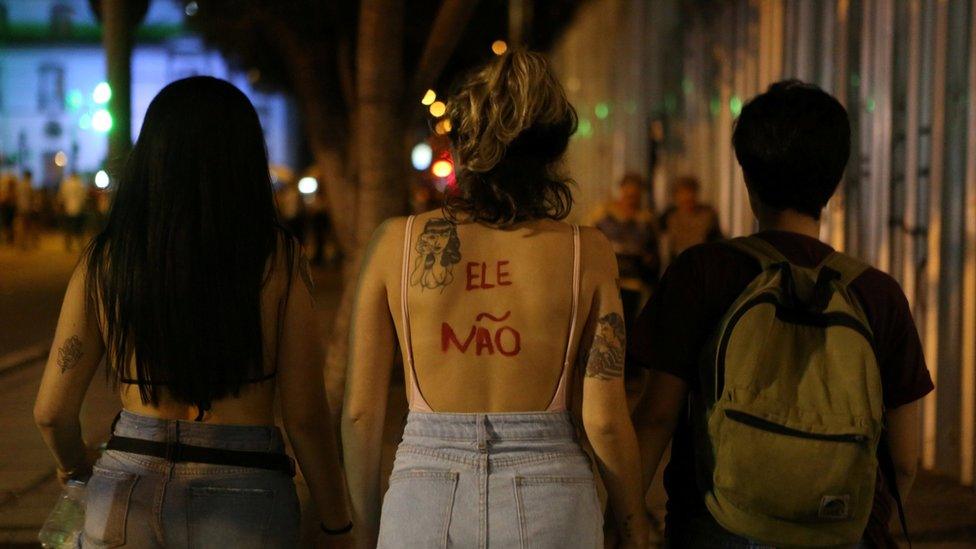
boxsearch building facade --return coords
[0,0,296,187]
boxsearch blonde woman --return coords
[342,52,649,548]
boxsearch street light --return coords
[298,176,318,195]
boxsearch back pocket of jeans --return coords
[83,467,137,548]
[378,470,459,549]
[186,486,275,549]
[514,476,601,549]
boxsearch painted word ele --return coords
[442,311,521,356]
[465,261,512,290]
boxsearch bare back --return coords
[114,249,300,424]
[389,211,598,413]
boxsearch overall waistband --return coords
[402,410,578,442]
[111,410,286,454]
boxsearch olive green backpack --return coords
[693,236,902,546]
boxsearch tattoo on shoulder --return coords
[57,336,84,374]
[584,312,625,380]
[409,218,461,293]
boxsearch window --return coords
[38,64,65,112]
[50,3,74,37]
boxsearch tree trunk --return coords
[323,0,407,417]
[101,0,134,176]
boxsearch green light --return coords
[93,82,112,105]
[682,78,694,95]
[709,97,721,117]
[78,113,92,130]
[92,109,113,132]
[66,90,84,111]
[866,98,876,112]
[577,118,593,138]
[594,102,610,120]
[730,96,743,117]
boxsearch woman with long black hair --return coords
[33,77,351,547]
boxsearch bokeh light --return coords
[92,82,112,105]
[431,159,453,178]
[94,170,110,189]
[298,176,319,195]
[421,89,437,106]
[491,40,508,55]
[411,143,433,171]
[54,151,67,167]
[92,109,113,132]
[429,101,446,117]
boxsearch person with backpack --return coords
[628,80,933,547]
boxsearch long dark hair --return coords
[445,51,577,226]
[85,76,294,409]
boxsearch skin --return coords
[342,212,650,548]
[634,189,923,505]
[33,247,353,546]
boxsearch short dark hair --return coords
[732,80,850,219]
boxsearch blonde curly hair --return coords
[445,50,577,226]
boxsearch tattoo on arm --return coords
[410,218,461,292]
[584,312,625,379]
[57,336,84,374]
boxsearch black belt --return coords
[106,435,295,476]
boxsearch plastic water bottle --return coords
[38,480,86,548]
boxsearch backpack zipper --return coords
[725,409,869,443]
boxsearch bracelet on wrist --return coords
[320,521,353,535]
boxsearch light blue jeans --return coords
[378,411,603,549]
[81,410,299,548]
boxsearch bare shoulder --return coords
[578,226,618,272]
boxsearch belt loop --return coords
[476,414,488,452]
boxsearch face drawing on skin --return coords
[410,218,462,292]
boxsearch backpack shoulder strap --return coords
[724,235,789,270]
[818,251,871,289]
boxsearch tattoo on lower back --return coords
[584,312,625,379]
[57,336,83,374]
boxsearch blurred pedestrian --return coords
[33,77,351,548]
[0,171,15,244]
[659,175,723,261]
[14,169,38,250]
[587,172,660,329]
[58,171,87,252]
[277,179,306,245]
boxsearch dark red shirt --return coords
[628,231,934,546]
